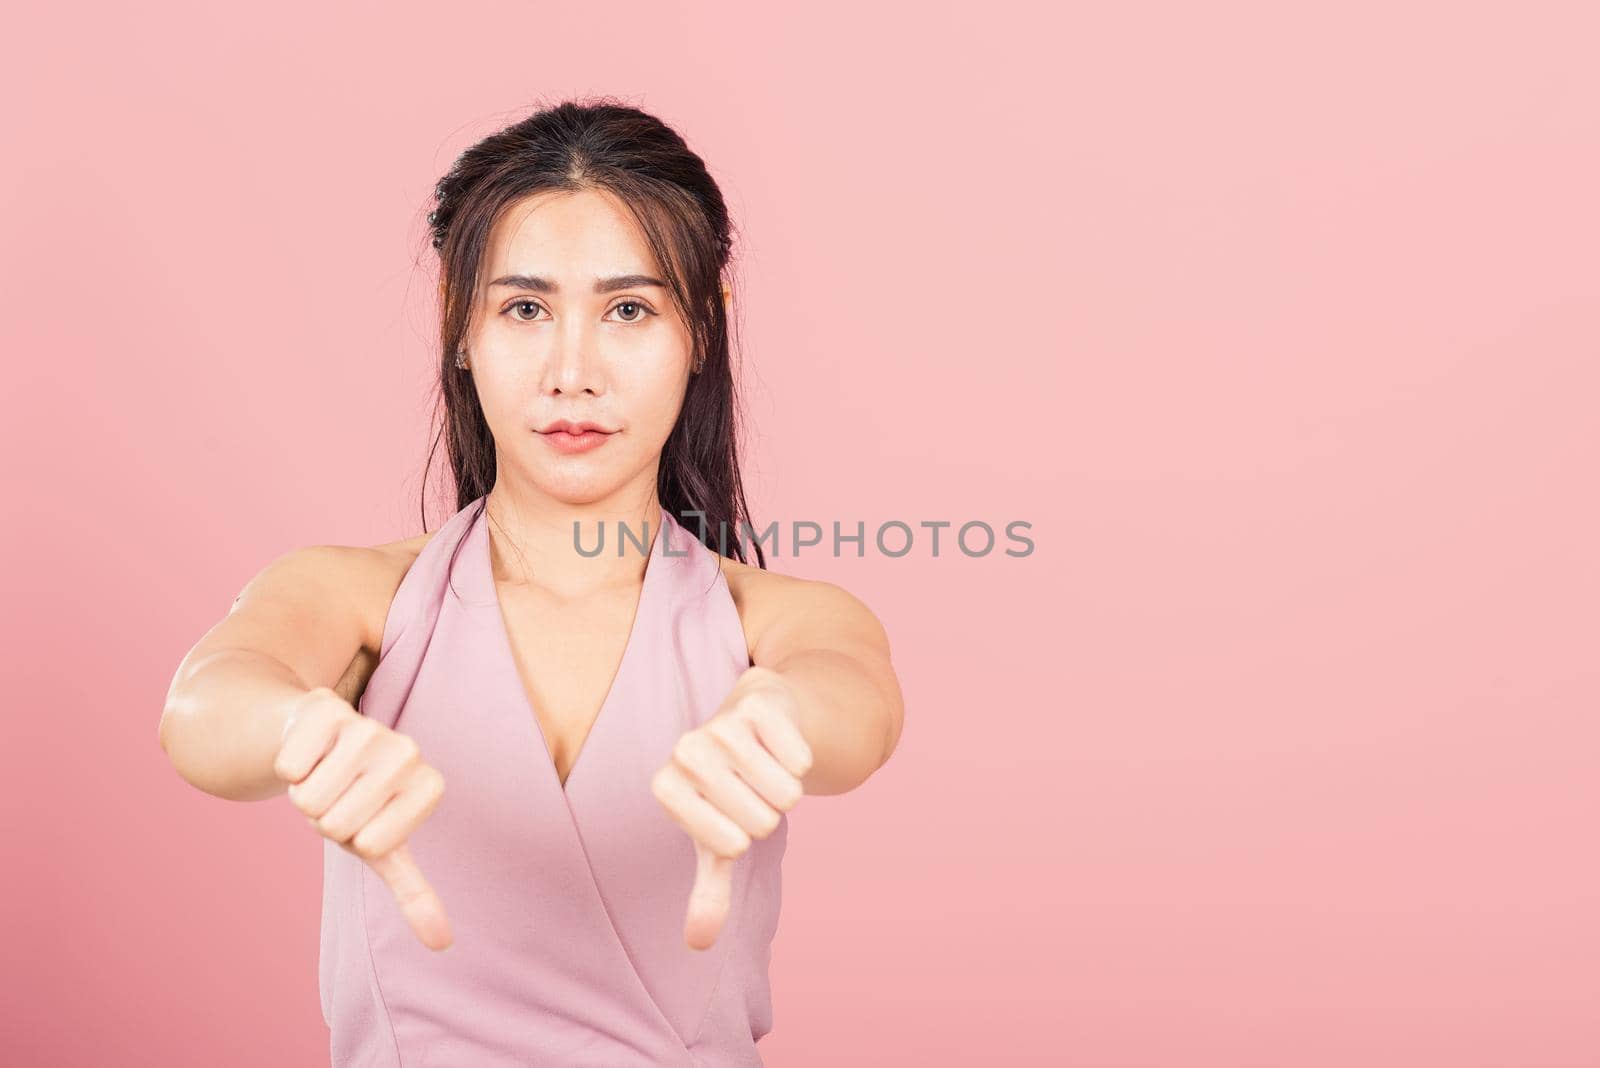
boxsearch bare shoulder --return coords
[361,529,439,644]
[232,528,437,657]
[377,528,436,559]
[169,524,442,713]
[272,528,436,705]
[716,555,892,663]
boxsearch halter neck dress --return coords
[318,494,789,1067]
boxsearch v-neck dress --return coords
[318,494,789,1067]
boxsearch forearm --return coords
[158,648,310,803]
[770,648,902,796]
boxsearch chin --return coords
[530,469,623,507]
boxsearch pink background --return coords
[4,3,1597,1065]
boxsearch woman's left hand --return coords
[650,665,813,950]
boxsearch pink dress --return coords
[319,495,789,1066]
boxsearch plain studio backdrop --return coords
[2,3,1597,1066]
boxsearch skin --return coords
[158,186,905,956]
[462,186,905,948]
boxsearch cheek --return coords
[616,358,691,425]
[474,367,533,426]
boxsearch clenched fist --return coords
[651,665,812,951]
[274,687,453,951]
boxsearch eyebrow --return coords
[487,273,667,294]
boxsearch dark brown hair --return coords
[420,96,765,567]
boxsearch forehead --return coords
[485,187,658,274]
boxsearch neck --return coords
[482,472,663,599]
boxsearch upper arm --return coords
[742,572,894,669]
[725,564,903,745]
[166,543,401,705]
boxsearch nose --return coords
[542,319,606,396]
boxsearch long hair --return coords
[419,96,765,567]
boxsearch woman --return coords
[157,99,905,1066]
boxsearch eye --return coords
[504,299,546,322]
[498,299,657,324]
[608,299,657,324]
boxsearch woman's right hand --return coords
[273,687,453,951]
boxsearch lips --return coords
[536,419,617,435]
[534,420,617,455]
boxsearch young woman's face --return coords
[465,187,695,506]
